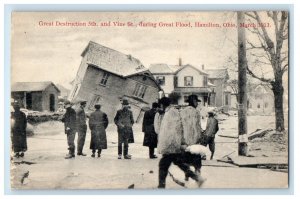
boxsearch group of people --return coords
[62,99,135,159]
[11,93,219,188]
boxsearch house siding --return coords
[210,78,224,107]
[152,74,175,95]
[42,85,60,112]
[73,65,159,121]
[176,67,206,87]
[32,92,43,111]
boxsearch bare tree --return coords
[244,11,288,132]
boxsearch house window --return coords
[184,76,193,86]
[265,102,268,108]
[203,76,208,86]
[89,95,102,109]
[100,72,110,86]
[257,103,261,109]
[133,83,147,98]
[156,76,165,86]
[174,76,178,87]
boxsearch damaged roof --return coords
[11,81,60,92]
[82,41,149,77]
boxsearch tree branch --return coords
[245,12,257,20]
[246,64,273,83]
[253,11,276,57]
[282,64,288,73]
[246,40,265,50]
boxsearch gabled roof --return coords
[149,63,207,75]
[174,64,208,75]
[82,41,148,77]
[148,63,174,74]
[206,69,229,79]
[11,81,60,93]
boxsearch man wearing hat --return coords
[203,111,219,160]
[89,103,109,158]
[62,100,77,159]
[76,100,87,156]
[11,101,27,158]
[142,102,159,159]
[114,99,134,159]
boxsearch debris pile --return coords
[248,128,288,158]
[27,112,64,124]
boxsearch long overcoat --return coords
[89,110,109,150]
[142,108,157,148]
[114,109,134,143]
[11,110,27,153]
[157,106,183,155]
[180,106,203,146]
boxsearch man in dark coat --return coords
[76,100,87,156]
[62,101,77,159]
[89,104,109,158]
[204,111,219,160]
[142,102,159,159]
[11,101,27,158]
[114,99,134,160]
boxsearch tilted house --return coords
[11,81,60,112]
[68,41,161,122]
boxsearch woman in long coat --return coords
[11,102,27,158]
[89,104,109,158]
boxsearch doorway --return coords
[50,94,55,112]
[26,92,32,110]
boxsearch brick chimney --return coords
[179,58,182,66]
[202,64,205,70]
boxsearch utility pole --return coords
[237,12,248,156]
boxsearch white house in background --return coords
[149,63,215,106]
[149,62,231,110]
[230,83,275,114]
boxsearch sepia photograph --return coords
[9,11,289,190]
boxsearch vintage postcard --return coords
[10,11,289,190]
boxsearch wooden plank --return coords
[202,160,238,168]
[229,156,288,167]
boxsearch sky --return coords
[11,11,287,89]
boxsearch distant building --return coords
[56,84,70,100]
[206,68,231,111]
[11,81,60,112]
[230,83,275,114]
[68,41,161,122]
[149,63,230,110]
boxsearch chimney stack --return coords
[179,58,182,66]
[202,64,205,70]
